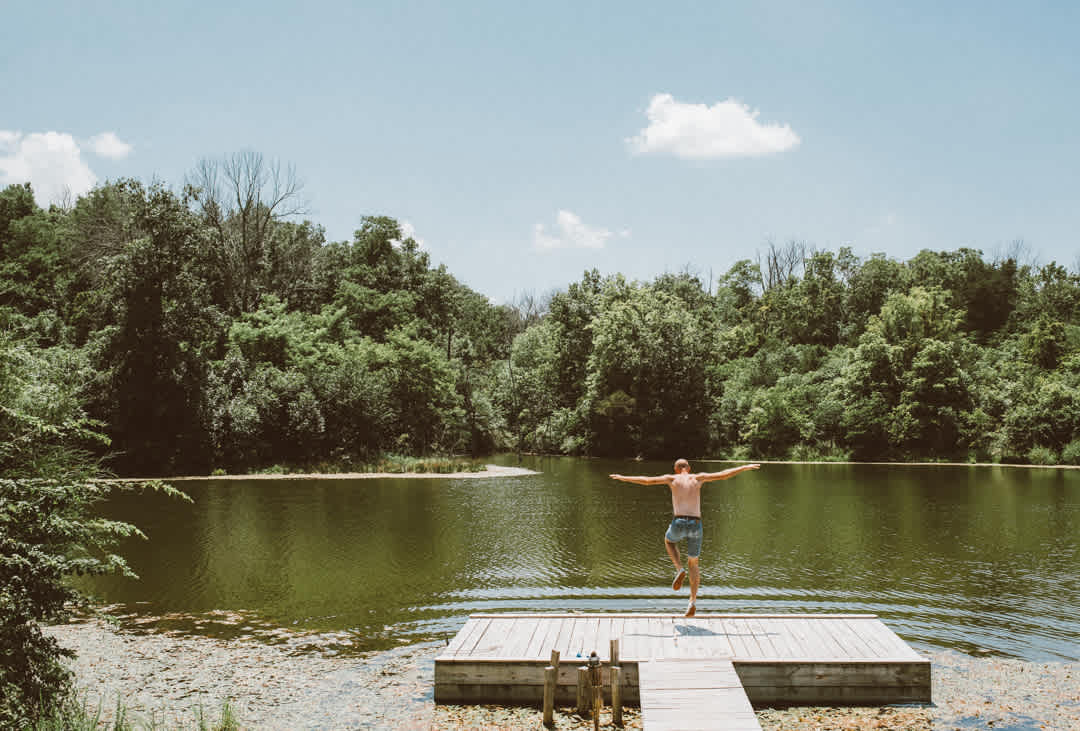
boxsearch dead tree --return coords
[187,151,309,314]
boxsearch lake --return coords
[79,457,1080,662]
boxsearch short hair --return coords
[674,458,690,472]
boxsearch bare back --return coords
[668,473,703,517]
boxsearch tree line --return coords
[3,156,1080,476]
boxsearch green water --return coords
[80,457,1080,661]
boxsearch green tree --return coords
[841,253,907,342]
[889,339,971,456]
[837,331,900,459]
[0,184,73,323]
[547,269,603,409]
[0,333,185,725]
[377,328,462,453]
[585,279,708,457]
[80,182,225,475]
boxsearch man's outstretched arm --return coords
[609,474,672,485]
[696,464,761,483]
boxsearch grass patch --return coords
[786,444,853,462]
[33,695,240,730]
[363,454,485,474]
[232,454,487,476]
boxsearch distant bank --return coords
[120,464,541,481]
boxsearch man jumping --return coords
[609,460,760,617]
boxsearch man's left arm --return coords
[697,464,760,483]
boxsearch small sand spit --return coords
[47,618,1079,730]
[137,465,539,481]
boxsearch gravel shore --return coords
[47,617,1079,730]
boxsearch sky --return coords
[3,1,1079,303]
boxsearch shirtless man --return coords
[609,460,760,616]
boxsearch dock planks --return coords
[639,659,761,731]
[434,613,931,710]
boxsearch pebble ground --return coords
[47,617,1078,730]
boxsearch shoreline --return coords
[113,459,1080,483]
[115,464,540,482]
[46,616,1080,730]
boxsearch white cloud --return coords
[534,210,621,250]
[392,220,425,249]
[88,131,133,159]
[627,93,800,160]
[0,131,98,206]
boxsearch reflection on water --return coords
[77,457,1080,661]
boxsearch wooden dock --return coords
[435,613,931,716]
[639,659,761,731]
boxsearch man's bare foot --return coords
[672,568,686,591]
[684,601,696,617]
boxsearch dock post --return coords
[589,651,602,731]
[550,649,560,677]
[609,637,621,725]
[576,666,590,716]
[542,665,556,727]
[611,666,623,726]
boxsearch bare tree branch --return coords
[185,151,310,313]
[758,239,805,291]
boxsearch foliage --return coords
[363,454,484,474]
[0,329,188,725]
[3,170,1080,469]
[1061,439,1080,465]
[1026,446,1058,466]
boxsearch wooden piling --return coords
[576,666,590,716]
[611,665,623,726]
[610,638,619,667]
[592,681,601,731]
[542,665,556,727]
[589,652,602,731]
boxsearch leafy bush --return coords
[0,334,188,725]
[787,443,853,462]
[1062,439,1080,465]
[369,454,483,474]
[1026,446,1058,466]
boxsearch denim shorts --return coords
[665,517,703,558]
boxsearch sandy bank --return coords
[122,464,540,482]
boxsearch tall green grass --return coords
[213,454,487,476]
[33,696,240,731]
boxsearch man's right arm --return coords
[696,464,761,482]
[609,474,671,485]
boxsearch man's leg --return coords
[664,539,682,570]
[684,522,702,617]
[686,556,700,616]
[665,539,686,591]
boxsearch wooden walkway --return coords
[639,659,761,731]
[435,613,931,711]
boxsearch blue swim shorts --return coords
[665,516,703,558]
